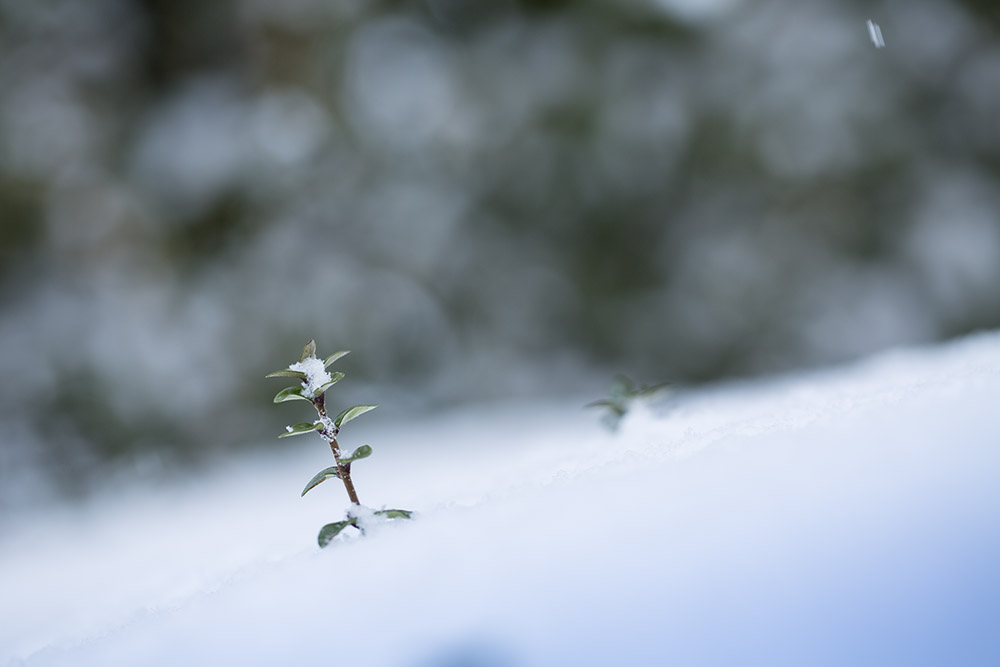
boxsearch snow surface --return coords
[3,332,1000,666]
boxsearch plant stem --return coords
[314,395,361,505]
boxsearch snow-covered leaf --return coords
[299,339,316,362]
[334,404,378,428]
[312,371,345,397]
[279,422,322,439]
[340,445,372,464]
[273,386,313,404]
[317,520,354,547]
[323,350,350,369]
[265,369,307,380]
[374,509,412,520]
[301,466,342,496]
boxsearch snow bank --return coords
[3,332,999,666]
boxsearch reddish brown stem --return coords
[314,395,361,505]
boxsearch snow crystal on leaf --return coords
[288,355,332,397]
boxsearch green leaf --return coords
[265,369,307,380]
[317,520,354,547]
[606,375,670,400]
[609,375,635,399]
[300,339,316,362]
[312,371,345,397]
[374,509,413,520]
[273,386,313,404]
[324,350,350,369]
[301,466,342,496]
[279,422,322,439]
[340,444,372,464]
[636,381,671,397]
[585,399,626,416]
[334,404,378,428]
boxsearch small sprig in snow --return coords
[267,339,413,548]
[587,375,671,431]
[289,355,332,398]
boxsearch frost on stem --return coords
[318,414,336,437]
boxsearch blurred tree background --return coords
[1,0,999,507]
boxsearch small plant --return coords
[586,375,670,431]
[267,339,412,547]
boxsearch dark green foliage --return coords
[6,0,1000,507]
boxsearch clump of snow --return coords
[344,505,413,536]
[287,355,331,397]
[3,332,1000,666]
[345,505,382,535]
[346,504,377,523]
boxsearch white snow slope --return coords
[3,332,1000,667]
